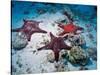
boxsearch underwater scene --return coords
[11,1,97,74]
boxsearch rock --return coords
[59,50,68,63]
[79,66,88,70]
[55,58,69,72]
[67,46,89,66]
[67,34,86,48]
[12,32,28,50]
[54,50,69,71]
[56,62,66,72]
[46,51,55,63]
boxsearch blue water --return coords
[11,1,97,28]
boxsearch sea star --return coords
[38,32,72,62]
[12,19,47,41]
[57,11,84,36]
[58,23,84,36]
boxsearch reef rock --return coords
[12,32,28,50]
[67,46,89,66]
[46,51,55,63]
[67,34,86,49]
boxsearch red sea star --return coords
[58,23,84,36]
[12,19,47,41]
[58,11,84,36]
[38,32,72,62]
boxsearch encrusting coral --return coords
[67,46,89,66]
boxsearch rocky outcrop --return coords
[67,46,89,66]
[12,32,28,50]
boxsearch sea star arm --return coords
[53,49,60,62]
[59,31,67,36]
[50,32,55,40]
[33,28,47,33]
[37,33,54,51]
[52,41,60,62]
[37,44,50,51]
[11,28,22,32]
[76,26,84,31]
[60,39,71,50]
[11,19,26,32]
[26,33,32,41]
[55,22,64,29]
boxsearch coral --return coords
[67,46,89,66]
